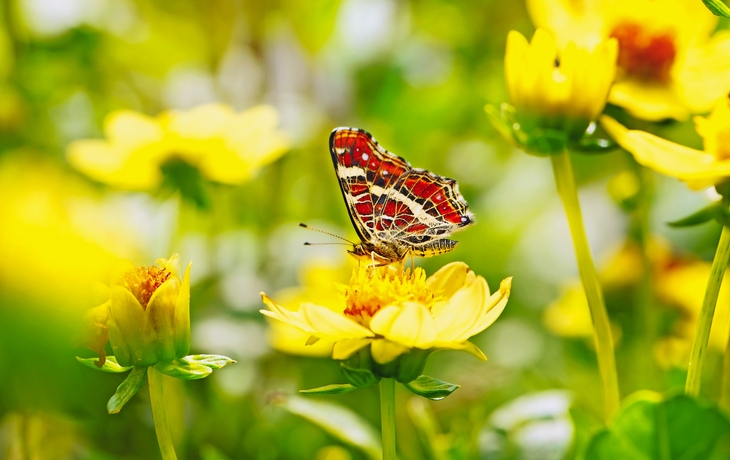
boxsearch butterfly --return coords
[328,127,473,265]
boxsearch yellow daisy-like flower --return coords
[506,28,618,138]
[528,0,730,120]
[601,96,730,189]
[261,262,512,367]
[67,104,289,190]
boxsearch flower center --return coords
[610,22,676,82]
[119,264,171,309]
[343,265,436,327]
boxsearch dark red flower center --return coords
[610,22,677,82]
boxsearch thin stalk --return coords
[379,378,396,460]
[685,224,730,397]
[721,329,730,412]
[148,367,178,460]
[551,150,620,422]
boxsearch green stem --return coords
[147,367,178,460]
[550,150,620,422]
[721,328,730,412]
[685,224,730,397]
[380,378,396,460]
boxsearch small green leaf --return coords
[667,202,723,227]
[340,363,379,388]
[107,366,146,414]
[76,356,132,373]
[404,375,460,400]
[585,392,730,459]
[182,354,236,370]
[703,0,730,17]
[155,360,213,380]
[299,383,358,395]
[278,395,381,459]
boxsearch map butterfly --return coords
[329,127,473,264]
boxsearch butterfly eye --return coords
[460,216,470,224]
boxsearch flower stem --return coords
[147,367,178,460]
[550,150,620,422]
[379,378,396,460]
[721,330,730,412]
[685,223,730,397]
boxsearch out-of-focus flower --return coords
[601,97,730,189]
[85,254,191,367]
[528,0,730,120]
[506,28,617,139]
[261,263,511,371]
[67,104,289,191]
[543,239,730,368]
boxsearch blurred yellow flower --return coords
[261,262,511,365]
[601,97,730,189]
[506,28,617,137]
[67,104,289,190]
[528,0,730,120]
[86,254,191,368]
[543,239,730,368]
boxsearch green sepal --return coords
[667,202,725,228]
[404,375,460,401]
[107,366,146,414]
[159,158,210,210]
[486,103,567,156]
[76,356,132,373]
[703,0,730,17]
[183,354,237,370]
[571,124,617,154]
[340,363,379,388]
[299,383,359,395]
[155,359,213,380]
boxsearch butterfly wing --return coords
[329,128,411,243]
[373,169,473,250]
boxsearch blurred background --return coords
[1,0,729,459]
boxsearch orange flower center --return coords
[343,265,435,327]
[119,265,171,309]
[610,22,676,82]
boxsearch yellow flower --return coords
[67,104,289,190]
[601,97,730,189]
[528,0,730,120]
[261,263,512,368]
[86,254,191,368]
[506,28,617,138]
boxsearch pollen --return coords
[119,264,171,309]
[610,22,676,82]
[343,264,436,327]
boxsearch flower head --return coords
[601,97,730,189]
[67,104,289,191]
[528,0,730,120]
[506,28,618,138]
[86,254,191,367]
[261,262,511,377]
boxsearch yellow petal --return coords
[433,340,487,361]
[371,339,410,364]
[677,32,730,114]
[332,338,374,360]
[432,276,488,343]
[526,0,607,50]
[108,285,157,366]
[505,30,530,107]
[601,115,730,188]
[465,277,512,338]
[174,261,192,357]
[260,293,316,333]
[609,80,689,121]
[300,303,375,339]
[103,110,164,147]
[426,261,477,299]
[145,274,179,362]
[164,103,233,139]
[370,302,436,348]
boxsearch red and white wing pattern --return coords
[329,128,473,257]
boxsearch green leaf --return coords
[107,366,146,414]
[278,395,381,460]
[299,383,358,395]
[404,375,460,400]
[155,359,213,380]
[76,356,132,373]
[703,0,730,17]
[340,363,379,388]
[182,354,236,370]
[585,392,730,459]
[667,202,723,227]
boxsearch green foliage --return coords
[106,367,147,414]
[403,375,460,401]
[703,0,730,17]
[76,356,133,373]
[585,392,730,459]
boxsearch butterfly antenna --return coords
[299,222,356,245]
